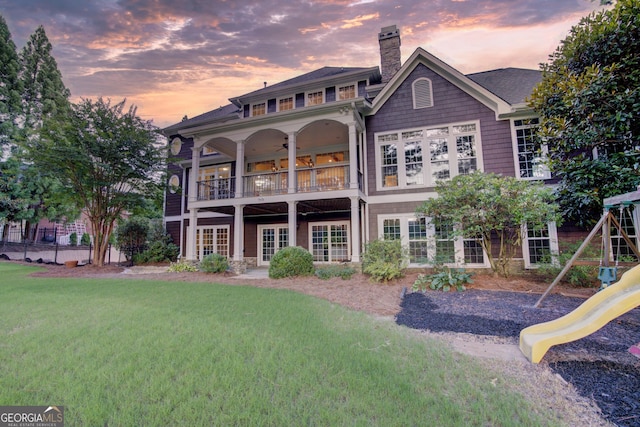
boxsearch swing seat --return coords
[598,266,618,288]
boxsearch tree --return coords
[0,15,22,150]
[416,172,561,277]
[28,98,167,266]
[19,25,70,134]
[529,0,640,227]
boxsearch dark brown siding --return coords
[368,201,425,238]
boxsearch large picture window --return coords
[375,121,482,190]
[378,214,486,267]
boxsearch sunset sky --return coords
[0,0,607,129]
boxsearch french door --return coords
[258,225,289,266]
[191,225,229,260]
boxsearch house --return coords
[161,25,564,273]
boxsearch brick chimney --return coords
[379,25,401,84]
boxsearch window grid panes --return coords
[307,91,323,106]
[278,97,294,111]
[377,123,480,189]
[435,221,455,263]
[383,219,401,240]
[252,103,266,116]
[311,223,349,262]
[527,225,551,264]
[515,118,543,178]
[408,218,429,264]
[463,239,484,264]
[338,84,356,100]
[380,144,398,187]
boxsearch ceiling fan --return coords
[276,142,300,151]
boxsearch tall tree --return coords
[0,15,22,151]
[6,25,74,238]
[19,25,70,134]
[30,98,166,266]
[416,172,561,277]
[529,0,640,227]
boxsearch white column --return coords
[233,204,244,261]
[188,208,198,261]
[187,145,201,261]
[350,196,361,262]
[235,140,244,198]
[190,145,201,202]
[288,132,297,193]
[288,201,297,247]
[348,123,358,189]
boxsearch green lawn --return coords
[0,262,552,426]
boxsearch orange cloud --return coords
[340,13,379,29]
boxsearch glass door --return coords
[258,225,289,266]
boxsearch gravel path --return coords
[396,289,640,427]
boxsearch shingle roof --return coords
[238,66,379,99]
[163,103,239,134]
[466,68,542,105]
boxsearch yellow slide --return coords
[519,264,640,363]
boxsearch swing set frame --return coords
[534,189,640,308]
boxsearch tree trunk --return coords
[91,219,115,267]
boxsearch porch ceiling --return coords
[199,198,353,217]
[202,120,349,159]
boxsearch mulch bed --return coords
[396,289,640,427]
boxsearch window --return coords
[378,214,486,267]
[306,90,324,106]
[522,222,558,268]
[278,97,294,111]
[513,118,549,179]
[413,78,433,109]
[375,121,481,190]
[338,84,356,100]
[309,222,350,262]
[258,225,289,266]
[190,225,230,260]
[197,164,231,200]
[378,133,399,188]
[251,102,266,116]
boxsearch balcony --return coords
[195,165,359,201]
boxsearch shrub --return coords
[269,246,314,279]
[315,265,356,280]
[69,232,77,246]
[362,239,407,283]
[536,240,600,287]
[167,260,198,272]
[413,267,473,292]
[80,233,91,246]
[199,253,229,273]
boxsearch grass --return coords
[0,262,554,426]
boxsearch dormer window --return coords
[278,97,294,112]
[338,84,356,100]
[306,90,324,106]
[412,78,434,109]
[252,102,266,116]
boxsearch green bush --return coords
[362,239,407,283]
[269,246,314,279]
[413,267,473,292]
[199,253,229,273]
[69,232,77,246]
[536,240,600,287]
[167,260,198,272]
[315,265,356,280]
[80,233,91,246]
[133,241,180,264]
